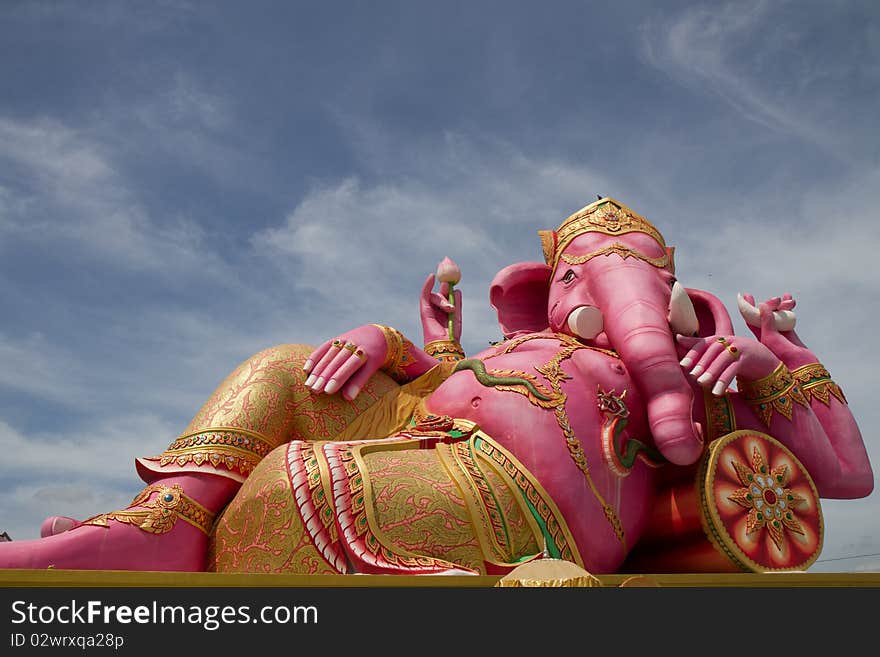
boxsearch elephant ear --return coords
[490,262,552,338]
[686,288,734,337]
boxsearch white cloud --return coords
[639,0,860,162]
[0,333,91,407]
[0,116,227,276]
[0,114,876,567]
[0,416,172,540]
[0,416,171,481]
[252,139,618,352]
[163,72,232,132]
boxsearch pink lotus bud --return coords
[436,256,461,285]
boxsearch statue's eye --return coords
[562,269,576,284]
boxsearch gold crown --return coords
[539,198,670,274]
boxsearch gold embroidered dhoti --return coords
[132,342,578,575]
[207,425,580,575]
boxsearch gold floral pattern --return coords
[475,332,626,550]
[792,363,847,406]
[547,198,668,276]
[739,362,809,427]
[361,447,487,572]
[208,445,344,574]
[704,388,736,442]
[726,446,807,551]
[371,325,420,382]
[185,344,398,445]
[423,339,466,362]
[83,484,215,535]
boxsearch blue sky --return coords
[1,0,878,572]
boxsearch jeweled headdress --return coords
[539,197,674,275]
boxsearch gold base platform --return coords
[2,569,879,588]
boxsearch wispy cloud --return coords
[253,133,617,349]
[0,116,223,275]
[0,416,171,540]
[639,0,867,162]
[0,100,876,569]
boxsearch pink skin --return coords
[737,295,871,497]
[40,515,81,537]
[0,267,461,573]
[547,232,705,466]
[420,273,463,344]
[1,246,870,573]
[487,238,873,497]
[740,293,810,365]
[423,340,654,573]
[675,297,872,498]
[0,473,239,571]
[676,331,779,397]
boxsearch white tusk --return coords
[668,281,699,336]
[567,305,604,340]
[737,293,796,331]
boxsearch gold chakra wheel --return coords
[698,430,823,572]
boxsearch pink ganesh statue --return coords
[0,197,873,576]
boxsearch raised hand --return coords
[420,266,463,345]
[302,325,389,401]
[739,294,814,367]
[738,293,802,342]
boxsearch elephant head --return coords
[489,198,733,466]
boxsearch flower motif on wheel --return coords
[726,446,806,551]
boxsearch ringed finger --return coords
[303,339,332,373]
[323,347,368,395]
[695,343,741,389]
[309,343,355,391]
[690,337,729,377]
[306,339,344,387]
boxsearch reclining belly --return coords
[422,346,656,573]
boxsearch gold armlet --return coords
[82,484,215,535]
[791,363,847,406]
[423,338,466,362]
[372,324,418,382]
[738,362,809,427]
[154,428,276,477]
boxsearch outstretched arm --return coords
[738,293,874,498]
[678,299,873,499]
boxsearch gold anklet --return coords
[82,484,216,535]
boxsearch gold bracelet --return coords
[371,324,417,382]
[738,362,809,427]
[81,484,216,535]
[423,338,466,362]
[791,363,847,406]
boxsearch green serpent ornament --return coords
[597,387,666,472]
[453,358,554,402]
[454,358,665,472]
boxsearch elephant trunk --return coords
[589,261,704,465]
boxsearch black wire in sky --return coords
[815,551,880,563]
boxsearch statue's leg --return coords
[0,344,399,572]
[209,430,559,575]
